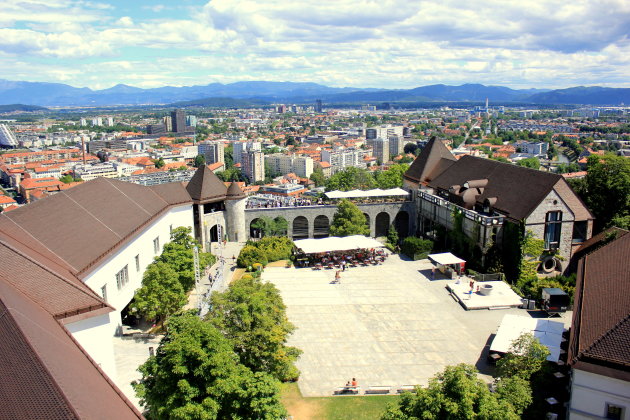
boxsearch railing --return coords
[417,190,504,227]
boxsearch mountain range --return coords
[0,79,628,107]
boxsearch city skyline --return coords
[1,0,629,90]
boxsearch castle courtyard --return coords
[263,254,571,397]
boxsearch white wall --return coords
[570,369,630,419]
[82,204,194,335]
[66,313,118,380]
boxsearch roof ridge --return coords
[0,298,82,420]
[104,178,154,217]
[0,214,79,272]
[0,240,110,318]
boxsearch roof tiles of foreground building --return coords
[569,232,630,381]
[1,177,191,277]
[404,137,457,185]
[0,278,144,419]
[186,164,228,204]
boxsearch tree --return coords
[250,216,287,237]
[325,167,376,191]
[133,312,287,420]
[516,157,540,169]
[207,276,301,382]
[387,224,399,246]
[310,167,326,187]
[153,158,165,169]
[381,364,521,420]
[579,154,630,231]
[130,261,187,326]
[157,227,215,291]
[375,163,409,189]
[193,154,205,167]
[496,332,550,381]
[330,199,370,237]
[403,142,419,155]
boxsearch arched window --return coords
[544,211,562,250]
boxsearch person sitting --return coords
[351,378,357,387]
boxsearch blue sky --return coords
[1,0,629,90]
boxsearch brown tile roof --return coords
[226,181,246,200]
[3,177,187,277]
[429,155,563,221]
[569,233,630,380]
[186,165,227,204]
[0,279,143,419]
[404,137,457,185]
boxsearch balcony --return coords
[417,190,504,227]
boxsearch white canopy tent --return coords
[428,252,466,266]
[325,188,409,199]
[490,314,565,362]
[294,235,384,254]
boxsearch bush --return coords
[400,236,433,259]
[237,245,268,268]
[237,237,294,268]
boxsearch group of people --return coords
[245,195,324,209]
[345,378,358,387]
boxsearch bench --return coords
[365,386,392,395]
[333,386,360,395]
[397,385,416,394]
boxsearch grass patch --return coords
[266,259,289,267]
[231,268,246,284]
[281,382,397,420]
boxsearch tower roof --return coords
[226,181,246,200]
[404,137,457,185]
[186,165,228,204]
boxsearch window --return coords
[544,211,562,250]
[101,285,107,302]
[572,221,587,244]
[606,403,624,420]
[135,254,140,272]
[153,237,160,254]
[115,265,129,290]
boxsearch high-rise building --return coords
[80,118,87,127]
[389,135,404,157]
[171,109,186,133]
[232,141,261,165]
[186,115,197,127]
[106,117,114,127]
[147,124,166,135]
[372,137,390,164]
[264,154,313,178]
[198,140,224,165]
[163,116,172,132]
[321,148,367,173]
[315,99,322,113]
[241,150,265,183]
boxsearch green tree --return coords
[250,216,287,237]
[207,276,301,382]
[158,227,215,291]
[133,312,287,420]
[375,163,409,189]
[516,157,540,169]
[325,167,376,191]
[329,199,370,237]
[130,261,187,326]
[153,158,165,169]
[387,224,399,246]
[309,167,326,187]
[381,364,521,420]
[193,154,205,168]
[580,154,630,231]
[496,332,550,381]
[516,230,544,295]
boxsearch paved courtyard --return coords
[263,254,571,397]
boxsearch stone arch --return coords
[292,216,309,239]
[209,224,220,242]
[375,212,390,237]
[274,216,288,237]
[394,210,410,238]
[250,218,263,239]
[363,212,370,226]
[313,215,330,238]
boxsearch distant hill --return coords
[525,86,630,105]
[0,103,48,113]
[168,97,269,108]
[0,78,627,107]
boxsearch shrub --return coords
[237,237,294,268]
[237,245,268,268]
[400,236,433,259]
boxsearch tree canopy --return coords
[516,157,540,169]
[325,167,376,191]
[131,261,187,326]
[330,199,370,237]
[309,167,326,187]
[207,276,301,382]
[381,364,522,420]
[496,332,550,381]
[250,216,288,238]
[374,163,409,189]
[133,312,286,420]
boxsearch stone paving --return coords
[263,254,572,397]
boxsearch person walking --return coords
[335,270,341,284]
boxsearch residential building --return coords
[265,154,314,178]
[241,150,265,183]
[171,109,186,133]
[389,134,404,157]
[321,147,367,173]
[372,137,390,164]
[73,163,120,181]
[198,140,224,165]
[18,176,65,202]
[146,124,166,135]
[232,140,261,165]
[404,138,593,275]
[316,161,332,177]
[315,99,323,113]
[568,231,630,419]
[516,141,549,156]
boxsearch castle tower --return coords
[224,181,247,243]
[185,165,228,250]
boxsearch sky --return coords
[1,0,629,90]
